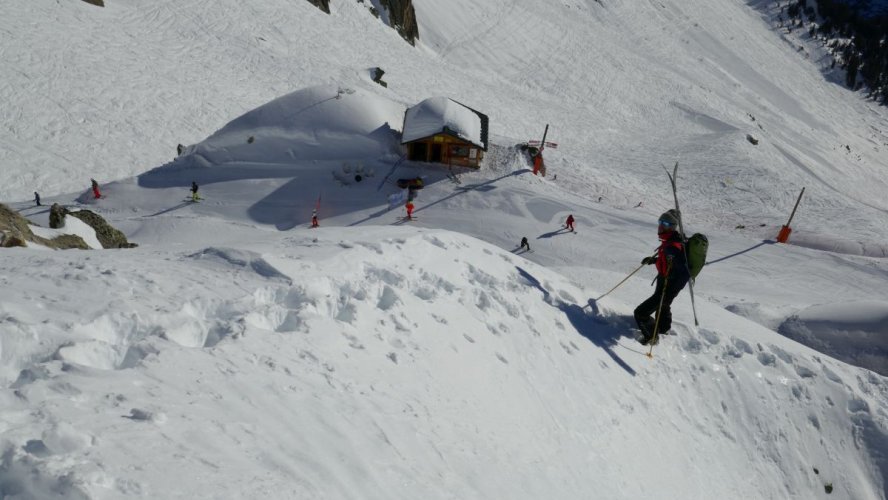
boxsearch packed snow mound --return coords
[779,300,888,376]
[180,85,405,166]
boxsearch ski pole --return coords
[594,263,645,302]
[647,261,672,358]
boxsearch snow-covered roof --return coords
[401,97,489,150]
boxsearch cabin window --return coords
[450,145,470,157]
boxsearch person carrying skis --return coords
[190,181,200,201]
[520,237,530,252]
[634,209,690,345]
[90,178,101,199]
[565,214,575,232]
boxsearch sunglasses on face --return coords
[658,220,674,227]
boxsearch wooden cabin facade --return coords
[401,98,489,168]
[405,132,485,168]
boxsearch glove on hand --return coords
[641,256,656,265]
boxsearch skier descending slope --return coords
[634,209,690,345]
[190,181,201,202]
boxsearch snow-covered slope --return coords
[1,0,887,499]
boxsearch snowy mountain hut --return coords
[401,97,489,168]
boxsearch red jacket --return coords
[655,230,689,284]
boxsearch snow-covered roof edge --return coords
[401,97,489,150]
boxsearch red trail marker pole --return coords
[777,187,805,243]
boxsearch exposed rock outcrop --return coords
[1,203,136,250]
[372,67,388,87]
[0,204,34,242]
[306,0,330,14]
[311,0,417,45]
[47,234,91,250]
[81,0,104,6]
[49,203,68,229]
[0,204,89,250]
[381,0,419,45]
[1,233,27,248]
[68,210,138,249]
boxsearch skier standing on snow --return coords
[34,192,41,206]
[520,237,530,252]
[634,209,690,345]
[311,209,319,228]
[90,178,101,199]
[405,201,415,220]
[190,181,200,201]
[565,214,575,232]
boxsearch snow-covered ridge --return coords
[3,226,887,498]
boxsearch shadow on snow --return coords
[516,266,637,376]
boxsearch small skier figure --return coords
[34,192,41,206]
[565,214,575,232]
[520,237,530,252]
[190,181,200,201]
[90,178,101,199]
[405,201,415,220]
[311,210,319,228]
[634,210,690,345]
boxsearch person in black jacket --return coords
[634,210,690,345]
[520,237,530,252]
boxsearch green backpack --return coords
[686,233,708,279]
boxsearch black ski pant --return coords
[634,275,686,334]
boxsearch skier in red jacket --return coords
[565,214,575,232]
[634,210,690,345]
[90,178,101,199]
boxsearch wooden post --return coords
[777,187,805,243]
[533,124,549,176]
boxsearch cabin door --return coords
[410,143,428,161]
[430,143,443,163]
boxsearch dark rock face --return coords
[49,203,69,229]
[0,204,35,241]
[306,0,330,14]
[81,0,104,6]
[304,0,418,45]
[0,203,88,250]
[381,0,419,45]
[1,234,27,248]
[372,67,388,87]
[68,210,138,249]
[46,234,90,250]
